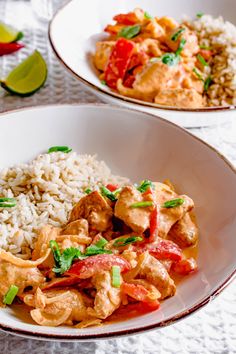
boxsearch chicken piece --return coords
[117,61,183,101]
[139,253,176,299]
[87,271,121,319]
[0,261,45,302]
[157,16,179,32]
[164,27,199,57]
[143,20,165,39]
[58,219,92,250]
[168,213,198,248]
[137,38,162,57]
[114,185,154,234]
[155,88,204,108]
[182,73,204,94]
[69,191,113,232]
[153,182,194,238]
[94,41,115,71]
[32,225,60,268]
[24,288,88,326]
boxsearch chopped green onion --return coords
[100,186,117,202]
[95,237,108,248]
[162,198,184,208]
[49,240,61,267]
[3,285,19,305]
[0,197,17,208]
[199,44,212,50]
[85,188,92,194]
[150,57,159,63]
[171,27,186,41]
[48,146,72,153]
[144,11,153,19]
[118,25,141,39]
[85,245,112,256]
[101,80,107,85]
[130,201,154,208]
[137,179,154,193]
[193,67,204,81]
[197,53,208,66]
[204,76,212,91]
[175,38,187,56]
[112,266,121,288]
[196,12,204,18]
[161,53,180,66]
[113,236,143,247]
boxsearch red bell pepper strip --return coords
[171,258,197,275]
[106,184,119,192]
[113,12,139,25]
[135,238,182,261]
[112,300,160,319]
[104,38,135,90]
[122,282,149,302]
[123,73,135,88]
[149,206,158,242]
[65,254,131,279]
[0,42,24,56]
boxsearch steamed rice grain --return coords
[0,152,128,257]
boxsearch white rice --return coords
[190,14,236,106]
[0,152,128,258]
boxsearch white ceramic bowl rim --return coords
[48,1,236,113]
[0,103,235,341]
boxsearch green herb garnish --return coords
[197,53,208,66]
[85,188,92,194]
[3,285,19,305]
[193,67,204,81]
[171,27,186,41]
[144,11,153,19]
[0,197,17,208]
[101,186,117,202]
[162,198,184,208]
[94,237,108,248]
[137,179,154,193]
[112,266,121,288]
[113,236,143,247]
[199,44,212,50]
[118,25,141,39]
[161,53,180,66]
[85,245,112,256]
[196,12,204,18]
[204,76,212,91]
[131,201,154,208]
[48,146,72,153]
[101,80,107,85]
[175,38,187,56]
[50,240,82,274]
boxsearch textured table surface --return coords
[0,1,235,353]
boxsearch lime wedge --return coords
[0,22,23,43]
[1,50,47,96]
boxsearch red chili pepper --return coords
[113,12,139,25]
[104,38,135,89]
[149,206,158,242]
[0,42,24,56]
[106,184,119,192]
[171,258,197,275]
[65,254,131,279]
[135,239,182,261]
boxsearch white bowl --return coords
[0,104,235,341]
[49,0,236,128]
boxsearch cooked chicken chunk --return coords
[168,213,198,247]
[69,191,113,232]
[114,185,154,234]
[87,271,121,319]
[139,253,176,299]
[58,219,91,250]
[0,261,45,302]
[155,88,204,108]
[165,27,199,57]
[153,183,194,238]
[24,288,88,326]
[94,41,115,71]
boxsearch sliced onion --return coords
[30,308,71,326]
[0,249,51,268]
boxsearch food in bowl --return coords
[0,148,198,328]
[94,8,236,108]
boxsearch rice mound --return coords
[190,14,236,107]
[0,152,128,258]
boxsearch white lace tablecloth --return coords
[0,1,235,353]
